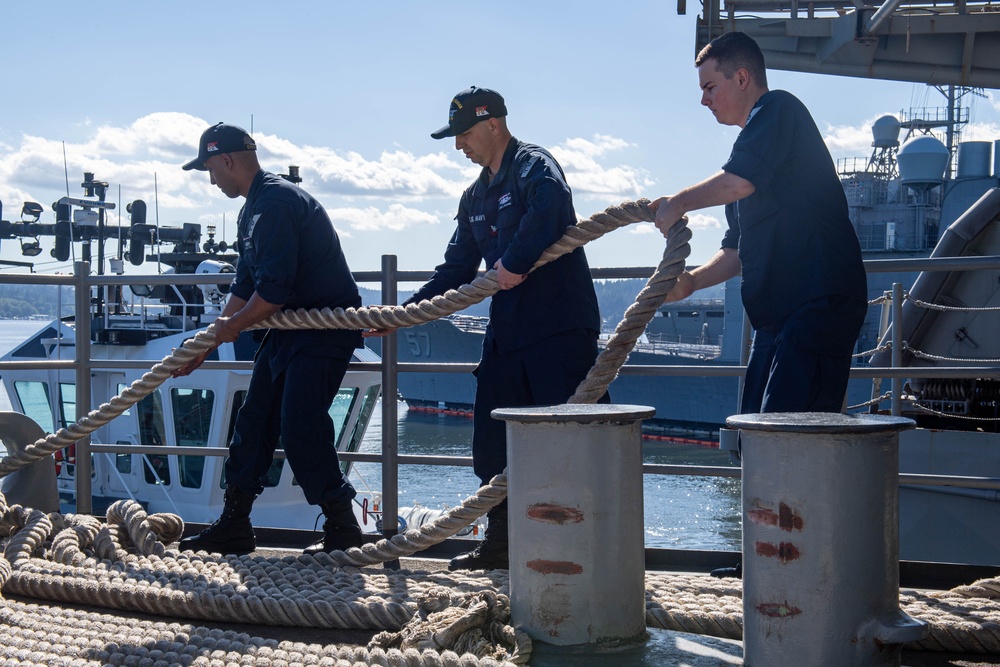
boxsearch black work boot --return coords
[448,501,509,571]
[179,487,257,554]
[303,498,363,555]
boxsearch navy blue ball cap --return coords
[431,86,508,140]
[182,122,256,171]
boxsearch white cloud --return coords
[256,136,466,200]
[823,119,881,159]
[625,212,721,235]
[328,203,442,232]
[550,134,655,197]
[686,212,723,230]
[962,120,1000,143]
[0,116,658,246]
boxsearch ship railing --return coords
[4,255,1000,546]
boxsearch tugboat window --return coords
[171,387,215,489]
[135,391,169,485]
[13,381,55,434]
[59,383,94,479]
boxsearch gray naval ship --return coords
[371,89,1000,441]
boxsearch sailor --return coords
[367,86,607,571]
[174,122,364,556]
[649,33,868,577]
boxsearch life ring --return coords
[53,443,76,475]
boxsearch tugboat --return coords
[0,171,386,534]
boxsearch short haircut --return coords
[695,32,768,88]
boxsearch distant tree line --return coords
[0,285,63,318]
[0,279,724,327]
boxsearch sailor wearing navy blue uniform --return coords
[368,87,605,571]
[174,122,364,557]
[719,88,867,414]
[649,33,867,578]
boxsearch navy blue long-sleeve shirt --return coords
[407,138,599,352]
[231,170,362,369]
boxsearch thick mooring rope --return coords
[0,199,674,666]
[0,200,658,481]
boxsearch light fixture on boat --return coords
[20,239,43,257]
[20,202,43,222]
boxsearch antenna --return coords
[251,114,254,135]
[117,184,123,258]
[62,142,70,196]
[154,173,163,273]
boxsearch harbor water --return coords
[0,319,742,551]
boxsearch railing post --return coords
[380,254,399,546]
[891,282,904,416]
[74,260,93,514]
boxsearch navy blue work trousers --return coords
[472,329,607,485]
[225,344,356,505]
[741,295,868,414]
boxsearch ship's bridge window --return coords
[171,387,215,489]
[58,383,94,479]
[115,384,133,473]
[341,385,380,475]
[331,388,359,449]
[136,390,170,485]
[219,387,363,489]
[13,381,55,434]
[58,383,75,430]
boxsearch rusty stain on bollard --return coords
[527,503,585,525]
[748,500,805,531]
[755,541,801,563]
[527,559,585,575]
[757,601,803,618]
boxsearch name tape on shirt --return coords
[519,154,541,179]
[247,213,262,237]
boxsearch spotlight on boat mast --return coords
[20,202,43,223]
[20,239,43,257]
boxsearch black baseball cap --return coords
[431,86,508,140]
[182,122,256,171]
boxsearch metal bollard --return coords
[494,404,654,646]
[727,412,929,667]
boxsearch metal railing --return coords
[3,254,1000,525]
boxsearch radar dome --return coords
[897,135,948,187]
[871,115,901,148]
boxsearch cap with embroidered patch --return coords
[431,86,507,140]
[182,122,256,171]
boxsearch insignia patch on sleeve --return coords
[519,154,540,178]
[247,213,262,237]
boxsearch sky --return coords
[1,1,999,281]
